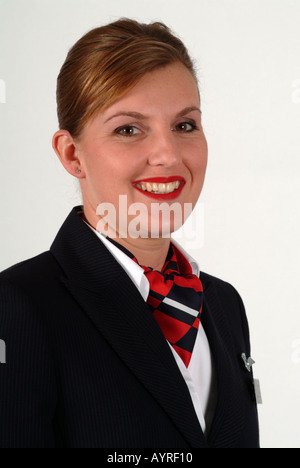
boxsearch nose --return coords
[147,129,182,168]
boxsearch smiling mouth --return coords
[132,176,186,199]
[135,180,181,194]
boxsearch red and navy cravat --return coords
[135,243,204,367]
[105,237,204,367]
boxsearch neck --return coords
[83,209,171,271]
[112,236,171,271]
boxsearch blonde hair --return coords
[56,18,197,137]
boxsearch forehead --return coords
[102,62,200,120]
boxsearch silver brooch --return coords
[241,353,255,372]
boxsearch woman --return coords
[0,19,259,448]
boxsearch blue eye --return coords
[115,125,141,137]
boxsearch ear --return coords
[52,130,84,178]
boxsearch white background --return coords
[1,0,299,448]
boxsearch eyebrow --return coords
[104,106,201,124]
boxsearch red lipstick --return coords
[132,176,186,200]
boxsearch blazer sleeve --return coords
[220,279,260,447]
[0,277,57,448]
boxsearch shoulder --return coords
[0,251,65,302]
[200,270,245,306]
[200,270,250,349]
[0,251,61,286]
[0,251,64,331]
[0,252,68,376]
[0,254,58,379]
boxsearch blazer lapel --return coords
[201,278,245,448]
[50,208,207,448]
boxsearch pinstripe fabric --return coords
[0,278,56,447]
[0,207,260,448]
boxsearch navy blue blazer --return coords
[0,207,259,448]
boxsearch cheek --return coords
[83,148,123,185]
[83,147,148,206]
[188,144,208,184]
[197,137,208,167]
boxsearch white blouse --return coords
[90,228,216,435]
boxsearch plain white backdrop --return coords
[1,0,300,448]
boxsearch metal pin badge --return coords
[241,353,255,372]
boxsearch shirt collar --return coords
[84,220,200,302]
[95,230,150,301]
[171,238,200,277]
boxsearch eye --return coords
[173,122,198,133]
[115,125,141,137]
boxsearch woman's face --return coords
[76,62,208,238]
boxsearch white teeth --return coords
[135,181,181,194]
